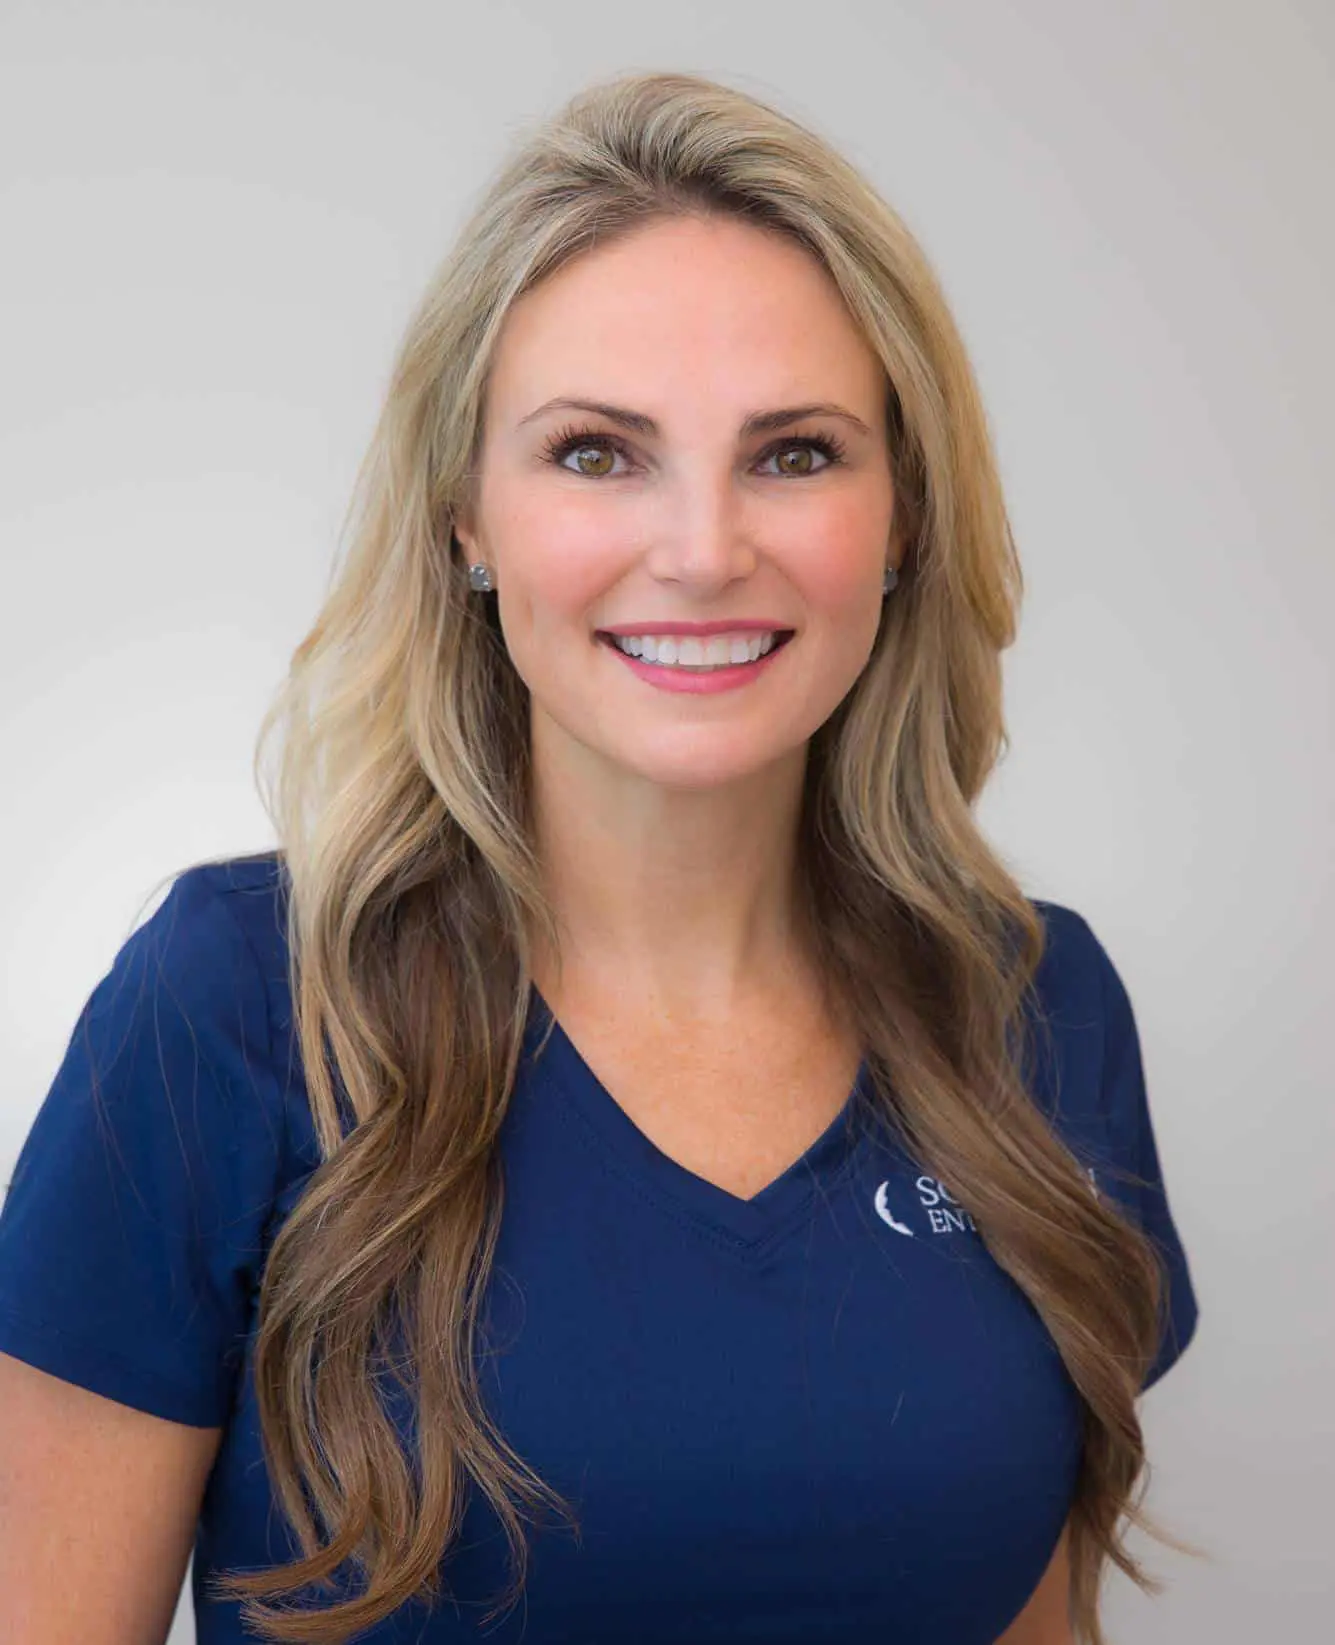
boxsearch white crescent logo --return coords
[874,1181,915,1236]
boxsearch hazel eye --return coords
[566,443,617,477]
[541,427,634,477]
[773,446,819,476]
[757,436,846,477]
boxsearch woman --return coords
[0,70,1198,1645]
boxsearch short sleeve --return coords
[0,866,287,1426]
[1086,925,1200,1393]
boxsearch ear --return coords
[886,503,908,574]
[450,503,479,563]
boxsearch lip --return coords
[595,619,795,637]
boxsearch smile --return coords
[605,630,789,668]
[594,629,795,693]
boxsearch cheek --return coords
[486,493,624,674]
[776,493,888,613]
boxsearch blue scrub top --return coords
[0,854,1198,1643]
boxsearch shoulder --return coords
[1020,898,1144,1136]
[127,848,307,1138]
[20,849,308,1195]
[147,849,291,998]
[1026,897,1137,1047]
[1028,898,1109,1014]
[95,850,293,1055]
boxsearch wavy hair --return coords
[208,68,1193,1643]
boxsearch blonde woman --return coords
[0,70,1198,1645]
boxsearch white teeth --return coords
[608,630,783,668]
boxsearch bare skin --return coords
[459,211,898,1194]
[0,1351,222,1644]
[455,212,898,1025]
[458,212,1074,1640]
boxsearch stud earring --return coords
[468,563,494,593]
[883,564,899,596]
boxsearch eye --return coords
[541,426,636,477]
[538,426,849,478]
[756,434,848,477]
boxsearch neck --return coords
[527,712,815,1023]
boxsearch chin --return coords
[606,737,809,794]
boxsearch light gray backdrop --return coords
[2,3,1331,1642]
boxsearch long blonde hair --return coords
[210,69,1191,1643]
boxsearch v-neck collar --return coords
[522,985,872,1251]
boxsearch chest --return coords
[534,992,865,1202]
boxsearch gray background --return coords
[2,3,1331,1641]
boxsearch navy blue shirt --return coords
[0,854,1198,1643]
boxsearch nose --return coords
[644,469,758,594]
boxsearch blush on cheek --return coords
[773,491,890,596]
[791,544,886,610]
[514,525,636,629]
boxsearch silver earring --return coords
[468,563,494,593]
[883,564,899,596]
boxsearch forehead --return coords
[483,214,885,421]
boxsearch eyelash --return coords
[538,423,849,476]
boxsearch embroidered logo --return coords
[876,1165,1102,1236]
[873,1181,915,1236]
[873,1175,978,1236]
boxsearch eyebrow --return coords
[516,396,873,439]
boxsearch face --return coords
[454,212,897,796]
